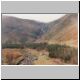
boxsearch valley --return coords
[1,13,78,65]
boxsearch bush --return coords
[2,44,24,49]
[47,44,77,63]
[25,42,47,50]
[2,42,78,63]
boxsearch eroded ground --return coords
[2,48,67,65]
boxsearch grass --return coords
[2,42,78,64]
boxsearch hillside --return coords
[2,14,78,47]
[2,14,78,65]
[37,14,78,47]
[2,16,48,44]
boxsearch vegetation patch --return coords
[2,43,78,64]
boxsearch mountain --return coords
[2,14,78,65]
[2,16,48,44]
[2,14,78,47]
[37,14,78,47]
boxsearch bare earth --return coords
[2,48,67,65]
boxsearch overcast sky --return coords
[3,14,66,23]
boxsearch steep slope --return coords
[2,14,78,65]
[2,14,78,47]
[2,16,47,44]
[38,14,78,47]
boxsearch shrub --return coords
[2,42,78,64]
[2,44,24,49]
[47,44,77,63]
